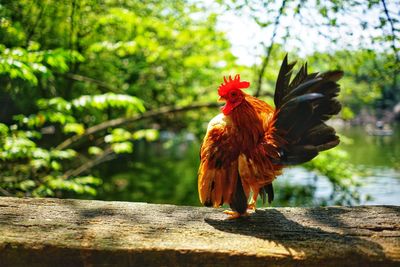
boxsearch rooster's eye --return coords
[230,91,237,97]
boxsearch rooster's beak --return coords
[218,96,225,102]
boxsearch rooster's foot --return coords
[247,202,256,211]
[223,210,249,219]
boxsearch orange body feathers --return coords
[198,56,343,217]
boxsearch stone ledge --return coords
[0,197,399,266]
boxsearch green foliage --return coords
[274,180,317,207]
[0,44,83,85]
[226,0,400,113]
[132,129,159,142]
[64,123,85,135]
[98,137,201,205]
[0,91,147,196]
[0,123,103,197]
[13,93,145,131]
[0,0,230,199]
[72,94,145,113]
[1,0,397,206]
[307,50,398,114]
[0,43,84,115]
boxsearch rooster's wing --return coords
[198,114,246,209]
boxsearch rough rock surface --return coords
[0,197,399,266]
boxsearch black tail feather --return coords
[266,183,274,204]
[288,62,307,91]
[274,54,297,108]
[273,55,343,165]
[259,183,274,204]
[229,172,248,215]
[281,78,323,104]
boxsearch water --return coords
[339,124,400,168]
[337,124,400,205]
[99,125,400,206]
[277,124,400,205]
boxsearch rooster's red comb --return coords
[218,74,250,96]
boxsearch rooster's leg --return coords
[247,200,256,210]
[247,189,259,210]
[223,210,249,219]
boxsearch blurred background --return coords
[0,0,399,207]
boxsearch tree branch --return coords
[0,187,12,197]
[381,0,399,63]
[69,0,77,54]
[381,0,399,101]
[55,102,219,150]
[255,0,288,97]
[63,147,115,178]
[25,1,47,47]
[61,73,120,93]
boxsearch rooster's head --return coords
[218,74,250,115]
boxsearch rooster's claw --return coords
[223,210,249,219]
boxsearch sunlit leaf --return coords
[88,146,103,155]
[105,128,132,143]
[64,123,85,135]
[132,129,159,141]
[19,180,36,191]
[111,142,133,154]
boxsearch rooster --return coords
[198,55,343,218]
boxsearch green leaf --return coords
[50,161,62,171]
[50,149,77,159]
[88,146,103,155]
[30,159,49,169]
[111,142,133,154]
[72,93,145,112]
[105,128,132,143]
[19,180,36,191]
[32,148,50,160]
[74,176,102,185]
[44,176,99,195]
[64,123,85,135]
[0,123,9,136]
[132,129,159,141]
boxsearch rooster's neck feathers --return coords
[228,96,272,150]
